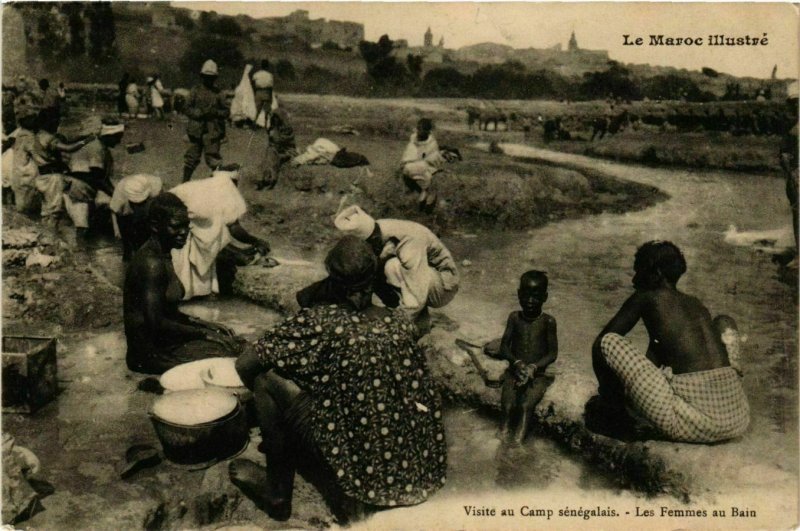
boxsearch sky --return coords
[180,2,799,79]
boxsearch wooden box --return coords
[2,336,58,414]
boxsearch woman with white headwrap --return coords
[170,164,271,299]
[110,173,163,261]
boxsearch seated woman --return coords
[123,192,242,374]
[231,236,447,522]
[589,241,749,443]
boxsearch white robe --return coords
[230,65,258,123]
[169,174,247,299]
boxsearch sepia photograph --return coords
[1,2,798,529]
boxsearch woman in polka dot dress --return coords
[231,236,447,522]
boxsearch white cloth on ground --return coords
[230,65,257,123]
[291,137,340,166]
[169,173,248,299]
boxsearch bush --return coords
[179,35,244,79]
[174,10,195,30]
[275,59,296,81]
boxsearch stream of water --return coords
[79,145,796,522]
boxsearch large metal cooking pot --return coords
[149,388,248,465]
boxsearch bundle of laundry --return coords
[292,137,370,168]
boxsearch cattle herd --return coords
[466,100,795,142]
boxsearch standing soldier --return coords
[183,59,228,182]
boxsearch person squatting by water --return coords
[183,59,229,182]
[591,240,750,443]
[231,236,447,522]
[401,118,445,212]
[297,205,459,333]
[498,270,558,444]
[123,192,243,374]
[170,164,271,299]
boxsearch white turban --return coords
[123,174,161,203]
[253,71,274,89]
[100,123,125,136]
[334,205,376,240]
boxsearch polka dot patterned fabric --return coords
[255,305,447,506]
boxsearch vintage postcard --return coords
[1,2,798,529]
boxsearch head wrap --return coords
[100,123,125,136]
[334,205,376,240]
[325,236,377,290]
[201,59,218,76]
[123,174,161,204]
[253,70,274,89]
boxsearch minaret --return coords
[424,27,433,47]
[568,30,578,52]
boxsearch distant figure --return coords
[497,271,558,444]
[252,59,277,128]
[182,59,228,182]
[400,118,444,211]
[37,79,61,133]
[258,108,296,190]
[149,74,165,120]
[125,80,140,118]
[118,73,130,116]
[590,241,750,443]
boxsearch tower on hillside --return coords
[568,30,579,52]
[424,27,433,47]
[438,36,445,48]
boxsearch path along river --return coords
[49,144,798,528]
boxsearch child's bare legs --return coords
[513,377,549,444]
[498,374,516,439]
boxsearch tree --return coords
[65,4,86,56]
[580,62,640,100]
[275,59,296,81]
[87,2,116,60]
[359,35,409,87]
[174,10,195,31]
[421,67,468,96]
[406,54,423,80]
[179,35,244,79]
